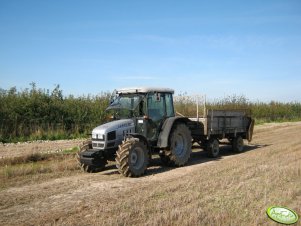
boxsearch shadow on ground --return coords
[100,142,270,177]
[145,143,269,176]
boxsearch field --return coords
[0,122,300,225]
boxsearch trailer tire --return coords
[206,139,220,158]
[161,123,192,166]
[232,136,244,153]
[116,138,148,177]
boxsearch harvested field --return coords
[0,122,300,225]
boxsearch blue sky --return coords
[0,0,301,102]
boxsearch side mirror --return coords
[109,89,118,104]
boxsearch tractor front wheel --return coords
[116,138,149,177]
[77,140,107,173]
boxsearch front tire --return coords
[77,140,107,173]
[116,138,149,177]
[161,123,192,166]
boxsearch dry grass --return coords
[0,147,81,190]
[71,140,300,226]
[0,122,300,226]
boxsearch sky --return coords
[0,0,301,102]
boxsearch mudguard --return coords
[126,133,149,148]
[157,116,190,148]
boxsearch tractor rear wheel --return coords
[161,123,192,166]
[116,138,149,177]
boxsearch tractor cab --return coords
[106,87,175,144]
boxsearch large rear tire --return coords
[116,138,149,177]
[160,123,192,166]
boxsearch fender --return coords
[126,133,149,148]
[157,116,190,148]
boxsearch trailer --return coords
[187,109,254,157]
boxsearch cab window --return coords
[147,93,165,122]
[165,93,175,117]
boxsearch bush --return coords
[0,83,110,142]
[174,94,301,123]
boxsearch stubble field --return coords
[0,122,300,225]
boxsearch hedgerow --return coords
[0,84,300,143]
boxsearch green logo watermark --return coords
[267,206,299,225]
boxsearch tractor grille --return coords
[92,142,105,148]
[107,131,116,141]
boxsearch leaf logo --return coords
[267,206,299,225]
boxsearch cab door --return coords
[146,92,164,141]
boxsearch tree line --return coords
[0,84,300,143]
[0,83,110,142]
[174,94,301,124]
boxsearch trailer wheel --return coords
[206,139,220,158]
[161,123,192,166]
[232,136,244,153]
[116,138,149,177]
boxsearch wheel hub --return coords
[174,133,185,156]
[130,152,138,165]
[130,147,144,170]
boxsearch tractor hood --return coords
[92,119,135,140]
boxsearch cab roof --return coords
[116,87,174,94]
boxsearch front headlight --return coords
[97,134,104,140]
[92,133,104,140]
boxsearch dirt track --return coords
[0,122,301,225]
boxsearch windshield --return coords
[106,94,146,119]
[107,94,142,110]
